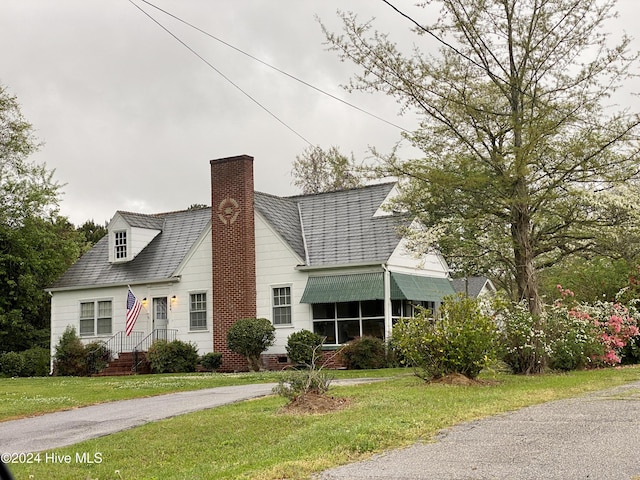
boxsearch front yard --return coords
[5,366,640,479]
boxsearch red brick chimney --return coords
[210,155,257,371]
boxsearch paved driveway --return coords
[0,377,382,455]
[0,383,277,454]
[318,380,640,480]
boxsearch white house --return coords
[47,155,455,371]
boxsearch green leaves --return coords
[324,1,640,311]
[227,318,276,371]
[392,294,499,380]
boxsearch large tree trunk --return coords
[511,209,543,316]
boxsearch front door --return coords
[152,297,168,340]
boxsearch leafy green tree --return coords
[0,216,83,351]
[0,84,60,227]
[291,145,363,194]
[323,0,640,315]
[539,256,632,303]
[0,84,84,351]
[76,219,107,247]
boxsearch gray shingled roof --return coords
[293,183,407,266]
[50,183,408,290]
[118,211,165,230]
[452,276,494,298]
[254,192,305,260]
[48,208,211,290]
[255,183,406,266]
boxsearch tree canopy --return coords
[323,0,640,314]
[0,84,84,351]
[291,145,363,194]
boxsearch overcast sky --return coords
[2,1,638,226]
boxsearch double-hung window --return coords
[272,286,292,325]
[79,300,113,336]
[190,293,207,331]
[114,231,127,260]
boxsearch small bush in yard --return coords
[0,351,24,377]
[227,317,275,371]
[286,329,324,366]
[85,342,113,375]
[54,326,87,376]
[498,300,549,374]
[199,352,223,371]
[274,343,333,401]
[20,347,51,376]
[393,294,499,380]
[340,336,387,369]
[147,340,199,373]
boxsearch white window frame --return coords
[189,292,207,331]
[114,230,127,260]
[79,299,113,337]
[272,285,292,326]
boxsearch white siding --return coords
[171,229,213,353]
[255,212,311,355]
[387,237,450,277]
[50,285,136,359]
[50,230,214,361]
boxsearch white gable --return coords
[107,212,161,263]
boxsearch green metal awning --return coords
[300,273,384,304]
[390,272,455,302]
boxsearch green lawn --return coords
[6,366,640,480]
[0,369,400,421]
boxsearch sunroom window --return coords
[312,300,384,345]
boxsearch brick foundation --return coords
[261,350,346,371]
[210,155,257,372]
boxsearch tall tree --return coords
[323,0,640,314]
[0,84,83,351]
[76,219,107,247]
[291,145,363,194]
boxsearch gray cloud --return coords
[1,0,637,225]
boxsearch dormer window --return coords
[107,211,163,264]
[114,231,127,260]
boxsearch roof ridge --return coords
[117,206,211,218]
[285,181,396,200]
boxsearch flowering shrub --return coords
[392,294,499,380]
[497,301,549,374]
[498,284,640,373]
[567,301,639,366]
[545,303,603,371]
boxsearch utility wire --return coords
[128,0,315,147]
[136,0,411,134]
[381,0,509,87]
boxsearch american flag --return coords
[125,288,142,336]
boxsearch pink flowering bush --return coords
[498,285,640,373]
[550,285,640,368]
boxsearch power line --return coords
[135,0,411,134]
[128,0,315,147]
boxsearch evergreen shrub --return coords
[147,340,199,373]
[199,352,223,371]
[340,336,387,369]
[53,326,87,376]
[227,318,275,371]
[286,329,324,366]
[0,351,24,377]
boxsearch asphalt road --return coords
[318,380,640,480]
